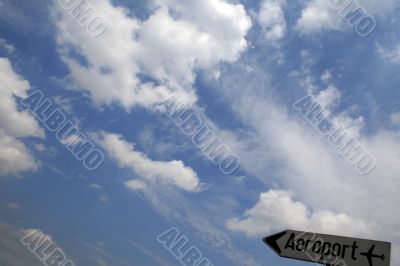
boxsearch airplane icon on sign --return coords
[360,244,385,266]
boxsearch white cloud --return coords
[0,130,39,176]
[296,0,400,34]
[309,211,372,237]
[0,58,43,176]
[227,190,372,237]
[125,179,148,192]
[34,143,45,152]
[0,58,44,138]
[0,38,15,54]
[314,84,341,110]
[296,0,343,34]
[52,95,74,114]
[93,132,202,192]
[320,70,332,82]
[52,0,251,111]
[304,80,364,139]
[227,190,310,236]
[60,134,84,147]
[257,0,286,42]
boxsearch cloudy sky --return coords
[0,0,400,265]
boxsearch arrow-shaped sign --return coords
[263,230,391,266]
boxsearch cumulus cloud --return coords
[257,0,287,42]
[93,132,202,192]
[51,0,251,111]
[227,190,310,235]
[0,58,43,176]
[227,190,373,237]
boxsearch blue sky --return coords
[1,0,400,265]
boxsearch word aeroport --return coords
[328,0,376,37]
[288,232,355,265]
[157,227,214,266]
[21,230,76,266]
[22,90,104,171]
[159,97,240,175]
[57,0,108,37]
[294,95,376,175]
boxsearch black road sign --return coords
[263,230,391,266]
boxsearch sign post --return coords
[263,230,391,266]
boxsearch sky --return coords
[0,0,400,265]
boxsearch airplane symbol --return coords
[360,244,385,266]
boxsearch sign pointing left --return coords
[263,230,391,266]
